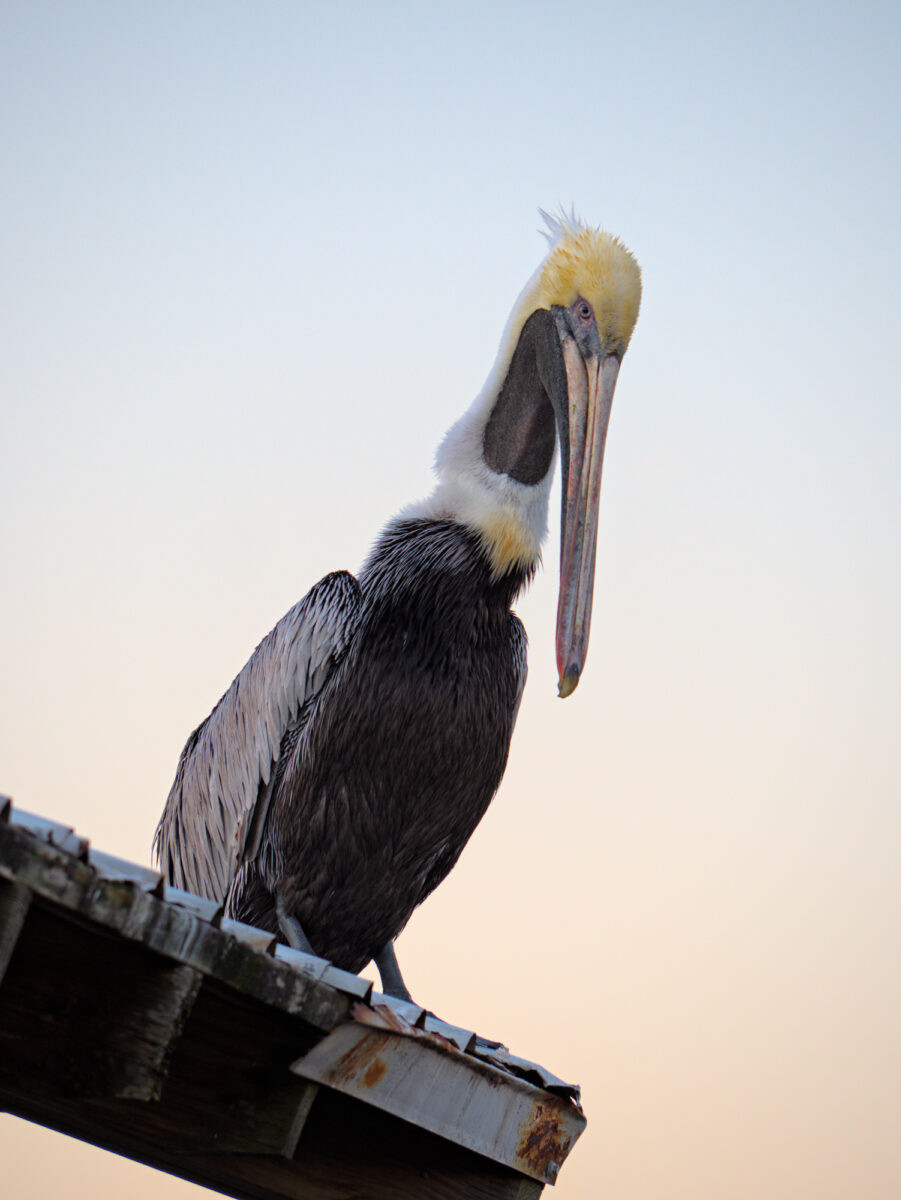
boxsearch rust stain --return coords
[328,1031,385,1088]
[354,1001,470,1058]
[354,1001,411,1035]
[362,1057,387,1088]
[516,1101,573,1180]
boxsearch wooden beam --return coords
[4,1086,544,1200]
[223,1078,320,1158]
[0,902,322,1154]
[0,901,202,1102]
[0,822,349,1032]
[0,813,581,1197]
[0,879,30,986]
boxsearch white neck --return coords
[403,245,561,578]
[403,378,555,579]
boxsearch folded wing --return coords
[154,571,362,903]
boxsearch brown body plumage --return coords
[155,214,640,996]
[223,520,527,970]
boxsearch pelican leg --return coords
[374,940,413,1002]
[275,892,315,955]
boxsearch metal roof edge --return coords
[1,798,584,1110]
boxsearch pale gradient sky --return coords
[1,2,899,1198]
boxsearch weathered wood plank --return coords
[0,879,31,986]
[223,1078,319,1158]
[0,815,579,1197]
[153,979,327,1156]
[0,901,323,1152]
[0,902,202,1101]
[0,821,349,1032]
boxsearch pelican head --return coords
[418,210,641,697]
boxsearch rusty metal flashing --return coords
[0,797,585,1191]
[293,1001,582,1185]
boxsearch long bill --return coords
[556,345,620,698]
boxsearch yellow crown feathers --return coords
[537,209,642,355]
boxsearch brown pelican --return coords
[155,213,641,1000]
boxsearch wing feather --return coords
[509,613,528,732]
[154,571,362,902]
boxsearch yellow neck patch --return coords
[537,221,642,355]
[476,508,541,580]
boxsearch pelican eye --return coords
[574,298,594,327]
